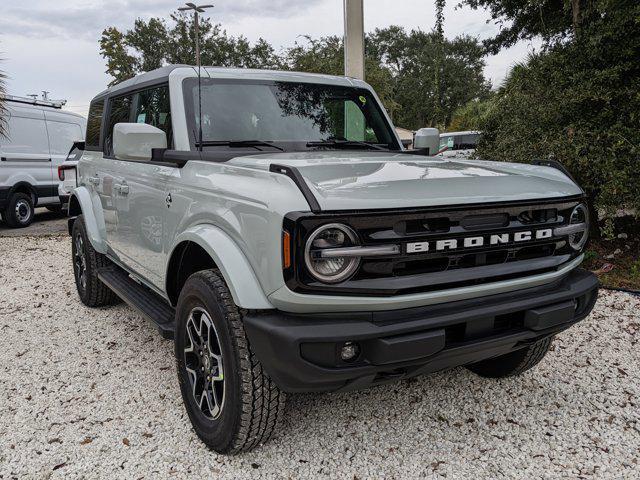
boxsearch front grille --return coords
[283,196,584,296]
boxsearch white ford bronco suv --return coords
[68,65,598,454]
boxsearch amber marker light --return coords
[282,231,292,269]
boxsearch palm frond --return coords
[0,62,7,138]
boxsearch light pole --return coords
[178,2,214,68]
[178,2,213,152]
[343,0,364,80]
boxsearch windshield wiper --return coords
[306,137,389,151]
[196,140,284,152]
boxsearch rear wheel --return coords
[71,215,119,307]
[466,336,554,378]
[175,269,285,454]
[4,193,34,228]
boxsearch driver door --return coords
[106,84,174,290]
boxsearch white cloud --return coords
[0,0,532,118]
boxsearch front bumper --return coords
[244,269,599,393]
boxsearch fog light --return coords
[340,341,360,362]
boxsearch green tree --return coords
[433,0,446,127]
[461,0,598,54]
[473,4,640,235]
[447,95,496,132]
[368,27,491,130]
[100,11,283,86]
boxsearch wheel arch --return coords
[67,186,108,254]
[8,181,37,205]
[165,225,273,310]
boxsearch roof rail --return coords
[2,94,66,109]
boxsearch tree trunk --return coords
[571,0,581,36]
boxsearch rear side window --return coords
[105,94,133,157]
[0,115,49,156]
[86,100,104,151]
[135,85,172,146]
[46,121,83,155]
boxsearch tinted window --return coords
[86,100,104,150]
[134,85,172,146]
[105,94,133,156]
[46,121,83,155]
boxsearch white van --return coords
[0,95,86,227]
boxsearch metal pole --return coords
[178,3,213,151]
[343,0,365,79]
[194,11,200,67]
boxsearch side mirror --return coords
[113,123,167,161]
[413,128,440,156]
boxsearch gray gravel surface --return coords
[0,235,639,479]
[0,209,67,237]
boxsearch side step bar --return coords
[98,266,176,339]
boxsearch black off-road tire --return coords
[175,269,286,454]
[71,215,120,307]
[466,336,554,378]
[4,192,34,228]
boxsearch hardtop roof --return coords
[92,65,369,103]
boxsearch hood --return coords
[229,152,582,211]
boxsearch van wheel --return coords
[466,336,554,378]
[175,270,286,454]
[4,193,34,228]
[71,215,119,307]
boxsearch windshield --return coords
[183,79,399,150]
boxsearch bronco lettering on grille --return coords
[406,228,553,254]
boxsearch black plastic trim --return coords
[283,196,585,296]
[243,269,599,393]
[532,159,578,184]
[270,163,321,213]
[97,265,176,339]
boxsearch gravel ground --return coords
[0,209,67,237]
[0,235,639,479]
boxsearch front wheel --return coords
[466,336,554,378]
[175,270,285,454]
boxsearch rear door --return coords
[0,104,54,203]
[82,98,117,248]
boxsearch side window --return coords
[104,94,133,157]
[86,100,104,151]
[135,85,172,146]
[46,121,83,155]
[0,115,49,156]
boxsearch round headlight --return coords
[304,223,360,283]
[568,204,589,250]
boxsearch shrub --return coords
[474,7,640,237]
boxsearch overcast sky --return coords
[0,0,540,118]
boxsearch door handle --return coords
[115,184,130,195]
[87,176,100,186]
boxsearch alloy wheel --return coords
[184,307,225,420]
[74,234,87,292]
